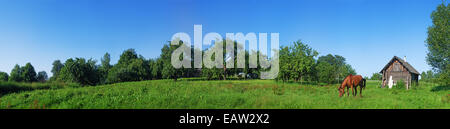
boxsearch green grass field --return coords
[0,79,448,109]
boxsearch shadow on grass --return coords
[431,85,450,92]
[0,85,37,97]
[0,81,72,97]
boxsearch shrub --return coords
[395,79,406,89]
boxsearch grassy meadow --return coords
[0,79,448,109]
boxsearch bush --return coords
[395,79,406,89]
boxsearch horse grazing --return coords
[338,74,366,97]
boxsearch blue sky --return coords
[0,0,446,77]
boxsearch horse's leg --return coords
[351,85,354,97]
[354,86,357,96]
[360,86,363,97]
[346,87,350,97]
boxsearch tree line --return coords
[277,40,356,84]
[0,39,357,86]
[0,63,48,83]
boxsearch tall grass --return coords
[0,80,448,109]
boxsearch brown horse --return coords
[338,74,366,97]
[338,74,353,97]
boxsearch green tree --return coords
[370,73,382,80]
[107,49,151,83]
[51,60,64,80]
[291,40,319,82]
[0,71,8,81]
[420,71,427,81]
[160,43,180,81]
[99,52,112,84]
[342,64,356,77]
[426,2,449,85]
[9,64,23,82]
[316,54,355,83]
[129,56,151,81]
[420,70,436,82]
[118,48,138,65]
[59,58,100,85]
[277,46,292,82]
[36,71,48,82]
[152,58,163,79]
[107,49,138,83]
[201,40,230,80]
[201,52,226,80]
[21,63,37,82]
[101,52,112,70]
[316,61,334,84]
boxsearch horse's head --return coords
[338,86,344,97]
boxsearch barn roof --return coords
[379,56,420,75]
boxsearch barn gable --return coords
[379,56,420,75]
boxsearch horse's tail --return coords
[363,78,366,89]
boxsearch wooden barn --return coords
[380,56,420,89]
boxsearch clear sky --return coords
[0,0,446,77]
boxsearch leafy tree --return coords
[291,40,319,82]
[276,40,318,82]
[159,41,196,81]
[107,49,151,83]
[107,49,138,83]
[129,56,151,81]
[201,52,225,80]
[426,2,449,85]
[316,54,356,83]
[277,46,292,82]
[9,64,23,82]
[36,71,48,82]
[118,49,138,65]
[370,73,382,80]
[21,63,37,82]
[152,58,163,79]
[0,71,8,81]
[101,52,112,70]
[201,41,226,80]
[160,43,180,81]
[342,64,356,77]
[51,60,64,78]
[316,61,334,84]
[99,53,112,84]
[420,70,436,82]
[59,58,100,85]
